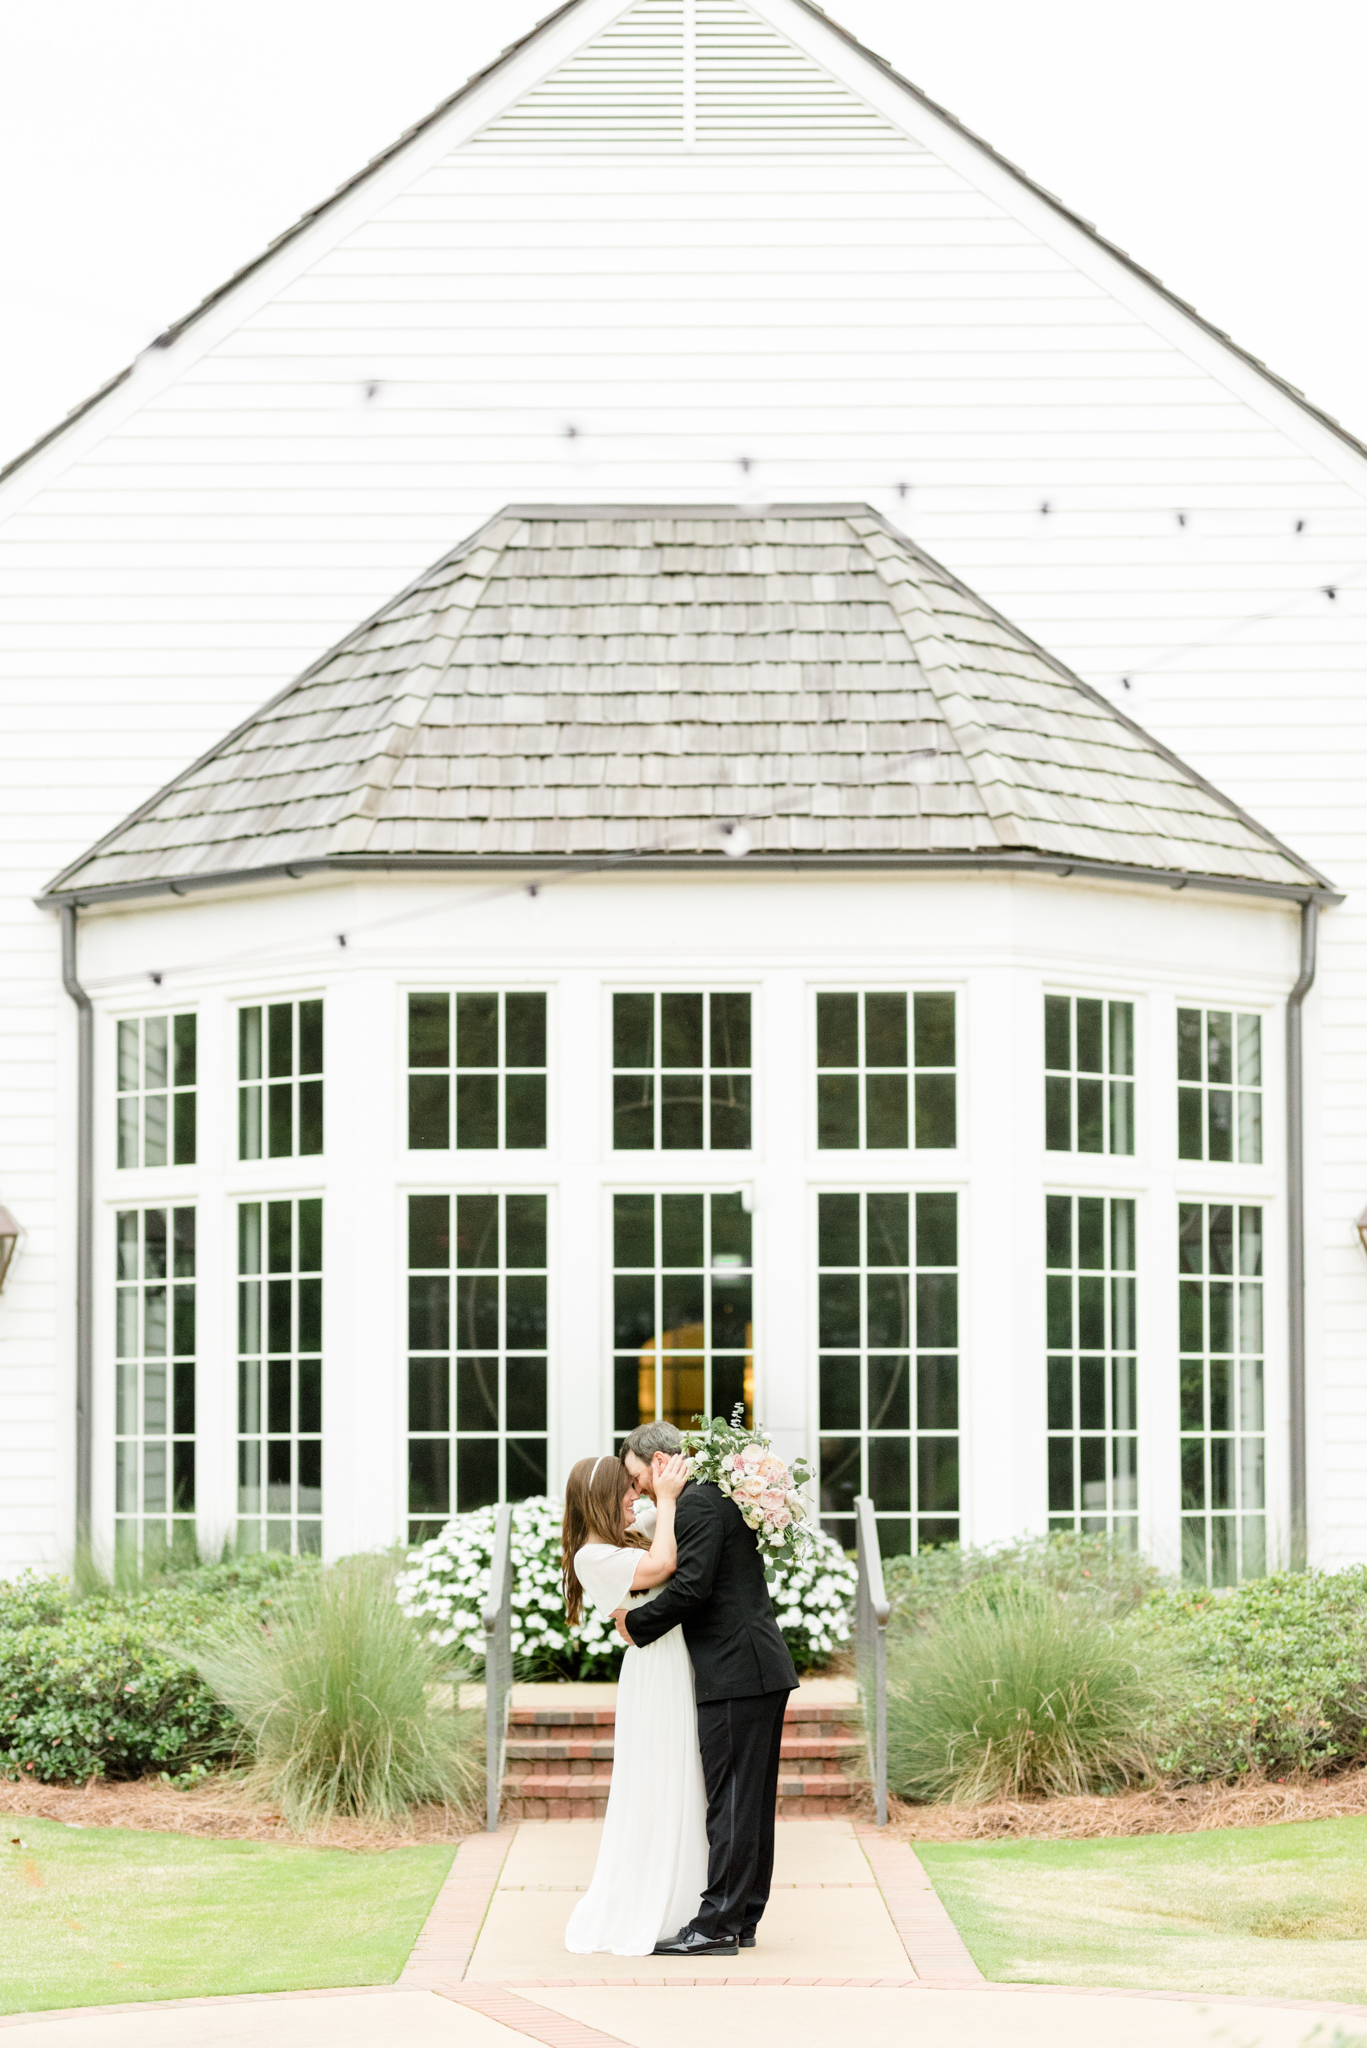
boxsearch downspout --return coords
[1287,896,1319,1572]
[59,904,93,1558]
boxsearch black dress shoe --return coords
[652,1928,739,1958]
[739,1933,756,1948]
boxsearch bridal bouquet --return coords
[680,1407,815,1580]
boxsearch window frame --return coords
[404,1186,553,1541]
[1042,992,1136,1157]
[235,1193,324,1556]
[813,1183,963,1558]
[1043,1189,1140,1542]
[811,985,960,1155]
[1176,1003,1265,1167]
[608,1186,755,1447]
[404,987,552,1155]
[114,1010,198,1171]
[114,1203,197,1565]
[1178,1198,1267,1585]
[607,987,756,1155]
[236,996,324,1164]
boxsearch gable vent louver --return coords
[472,0,917,150]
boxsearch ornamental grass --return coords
[885,1576,1174,1806]
[187,1551,482,1832]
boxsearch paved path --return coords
[8,1815,1367,2045]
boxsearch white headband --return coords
[590,1456,608,1483]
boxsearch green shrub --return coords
[188,1552,482,1830]
[882,1531,1161,1635]
[1150,1568,1367,1782]
[886,1577,1173,1804]
[0,1554,309,1784]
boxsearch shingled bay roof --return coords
[49,505,1326,899]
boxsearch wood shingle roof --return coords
[49,505,1325,897]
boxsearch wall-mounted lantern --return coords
[1357,1203,1367,1261]
[0,1206,22,1292]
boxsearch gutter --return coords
[59,905,94,1560]
[1287,898,1319,1571]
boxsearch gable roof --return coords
[45,505,1329,903]
[4,0,1367,492]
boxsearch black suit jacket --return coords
[623,1481,798,1703]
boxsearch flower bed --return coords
[396,1493,856,1679]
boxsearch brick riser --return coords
[503,1701,865,1821]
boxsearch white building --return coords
[1,0,1362,1578]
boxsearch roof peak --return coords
[46,505,1329,903]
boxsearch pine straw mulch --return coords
[0,1775,476,1852]
[891,1766,1367,1842]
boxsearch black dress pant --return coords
[690,1688,791,1940]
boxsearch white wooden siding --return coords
[1,0,1365,1568]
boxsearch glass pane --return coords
[1239,1280,1263,1357]
[613,993,654,1069]
[173,1089,197,1165]
[1043,995,1071,1071]
[1209,1206,1234,1276]
[456,1356,499,1430]
[297,1198,322,1273]
[455,1195,499,1268]
[455,993,498,1068]
[1240,1433,1265,1511]
[144,1093,168,1169]
[916,1272,958,1348]
[867,1274,910,1349]
[865,1073,908,1149]
[819,1355,860,1430]
[298,1000,323,1077]
[409,1275,450,1350]
[661,1194,704,1267]
[1238,1087,1262,1165]
[1044,1074,1071,1151]
[660,1071,704,1150]
[506,1357,547,1431]
[917,1355,958,1428]
[1178,1204,1203,1274]
[916,1192,957,1268]
[409,992,450,1067]
[1109,1078,1134,1156]
[1239,1206,1263,1278]
[864,993,907,1068]
[408,1357,449,1432]
[1111,1275,1136,1352]
[709,1071,751,1150]
[869,1437,910,1512]
[1241,1515,1266,1579]
[298,1358,322,1435]
[818,1193,860,1267]
[118,1093,140,1170]
[267,1081,293,1158]
[660,993,703,1069]
[819,1436,860,1519]
[1207,1012,1233,1086]
[1179,1279,1204,1352]
[1209,1357,1231,1431]
[661,1271,705,1332]
[1176,1008,1202,1082]
[1179,1357,1203,1429]
[710,993,751,1070]
[455,1074,498,1148]
[118,1018,140,1093]
[455,1276,499,1351]
[144,1208,167,1281]
[1047,1274,1072,1349]
[507,1437,548,1499]
[506,1274,547,1348]
[816,992,858,1068]
[614,1275,655,1348]
[917,1436,959,1513]
[506,1194,547,1269]
[1208,1088,1233,1163]
[505,1073,547,1149]
[1209,1282,1233,1356]
[1077,1197,1104,1270]
[868,1353,910,1430]
[818,1273,860,1349]
[1047,1356,1073,1429]
[1078,1356,1104,1430]
[817,1074,859,1149]
[1075,998,1103,1074]
[613,1194,654,1268]
[1177,1086,1203,1159]
[1047,1436,1074,1513]
[408,1438,449,1517]
[1046,1195,1072,1270]
[613,1074,655,1150]
[914,1072,955,1148]
[867,1193,909,1267]
[1109,1001,1134,1078]
[456,1437,499,1512]
[409,1073,449,1149]
[265,1003,292,1080]
[1076,1076,1104,1153]
[913,991,955,1068]
[1111,1199,1136,1273]
[1237,1013,1261,1087]
[1239,1355,1264,1432]
[505,992,546,1067]
[298,1078,323,1156]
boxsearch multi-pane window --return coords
[238,1001,323,1161]
[816,992,955,1150]
[612,1192,753,1443]
[1046,1196,1138,1540]
[237,1198,322,1554]
[117,1015,197,1168]
[407,1193,548,1540]
[817,1191,959,1557]
[1177,1009,1262,1164]
[612,993,751,1150]
[408,993,547,1150]
[1180,1202,1265,1584]
[1044,996,1134,1155]
[115,1207,196,1563]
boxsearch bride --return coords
[560,1450,708,1956]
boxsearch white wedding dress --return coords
[564,1512,709,1955]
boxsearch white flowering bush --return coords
[395,1495,856,1678]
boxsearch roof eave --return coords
[37,849,1343,915]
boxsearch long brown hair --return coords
[561,1456,647,1625]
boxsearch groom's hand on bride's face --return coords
[612,1609,633,1646]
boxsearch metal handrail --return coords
[854,1495,891,1826]
[482,1502,514,1832]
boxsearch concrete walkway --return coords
[7,1816,1367,2045]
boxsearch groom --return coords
[615,1420,798,1958]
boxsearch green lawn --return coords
[0,1818,453,2014]
[919,1817,1367,2003]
